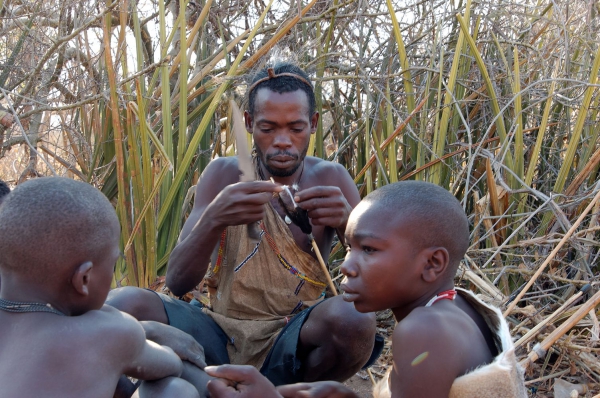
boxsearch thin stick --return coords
[520,288,600,369]
[514,284,590,348]
[504,187,600,316]
[310,237,338,295]
[367,369,377,386]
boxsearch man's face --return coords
[340,202,425,314]
[245,88,318,177]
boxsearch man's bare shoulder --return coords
[196,156,241,192]
[305,157,351,183]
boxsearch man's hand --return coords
[140,321,206,369]
[207,181,282,229]
[277,381,359,398]
[205,365,282,398]
[294,186,352,228]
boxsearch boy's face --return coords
[340,201,425,314]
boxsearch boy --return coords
[204,181,527,397]
[0,177,199,398]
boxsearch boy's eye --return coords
[363,246,376,254]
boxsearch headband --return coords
[247,67,313,96]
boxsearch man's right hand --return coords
[207,181,282,229]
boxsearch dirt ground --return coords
[343,371,376,398]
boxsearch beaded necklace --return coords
[0,297,65,316]
[424,289,457,307]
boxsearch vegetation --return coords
[1,0,600,394]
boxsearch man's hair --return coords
[0,177,118,282]
[363,181,470,274]
[247,62,316,117]
[0,180,10,205]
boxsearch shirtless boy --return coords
[0,177,199,398]
[205,181,527,398]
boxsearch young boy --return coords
[0,177,200,398]
[204,181,527,397]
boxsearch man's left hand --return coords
[294,186,352,228]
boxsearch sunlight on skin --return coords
[411,351,429,367]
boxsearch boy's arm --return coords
[140,320,206,369]
[389,312,465,398]
[107,306,183,381]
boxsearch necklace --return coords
[425,289,457,307]
[0,298,66,316]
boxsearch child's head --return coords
[0,177,120,314]
[340,181,469,314]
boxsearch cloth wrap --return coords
[203,202,328,368]
[373,288,528,398]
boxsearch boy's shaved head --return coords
[364,181,469,273]
[0,177,119,282]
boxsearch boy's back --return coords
[0,177,198,398]
[0,306,170,397]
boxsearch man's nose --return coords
[273,132,292,148]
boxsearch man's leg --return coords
[107,287,169,323]
[297,295,376,382]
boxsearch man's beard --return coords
[255,144,309,177]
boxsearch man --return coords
[108,63,379,388]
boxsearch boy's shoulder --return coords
[393,304,469,350]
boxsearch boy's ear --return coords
[71,261,94,296]
[421,247,449,283]
[244,110,253,133]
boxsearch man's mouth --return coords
[269,155,295,162]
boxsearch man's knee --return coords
[137,377,200,398]
[106,287,168,323]
[305,297,376,360]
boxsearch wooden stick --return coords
[504,188,600,316]
[514,284,590,348]
[310,237,338,295]
[520,288,600,369]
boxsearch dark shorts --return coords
[154,292,383,386]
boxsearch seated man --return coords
[205,181,528,398]
[108,62,379,388]
[0,177,199,398]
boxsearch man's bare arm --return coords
[166,158,281,295]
